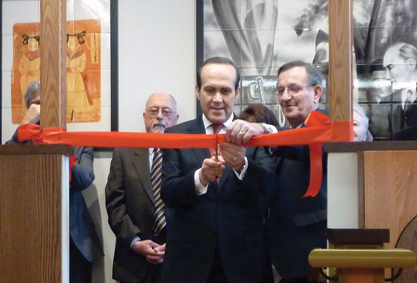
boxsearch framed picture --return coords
[197,0,417,141]
[0,0,118,144]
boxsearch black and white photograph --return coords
[200,0,417,140]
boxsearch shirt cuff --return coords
[195,169,208,195]
[130,235,141,249]
[233,157,248,180]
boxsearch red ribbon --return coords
[17,112,352,197]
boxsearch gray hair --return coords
[278,60,324,86]
[24,80,40,108]
[388,42,417,62]
[354,102,369,129]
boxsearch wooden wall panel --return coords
[328,0,353,124]
[363,151,417,249]
[0,153,63,282]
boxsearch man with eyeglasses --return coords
[105,92,179,283]
[227,61,328,283]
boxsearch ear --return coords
[143,112,146,119]
[313,85,323,103]
[235,86,241,102]
[196,85,201,100]
[407,58,417,72]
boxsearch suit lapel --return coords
[132,148,154,203]
[187,117,211,162]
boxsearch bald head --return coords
[143,93,179,133]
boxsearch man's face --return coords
[276,66,321,128]
[143,93,179,133]
[196,63,240,124]
[370,70,391,99]
[383,48,409,83]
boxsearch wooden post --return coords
[328,0,353,130]
[40,0,67,129]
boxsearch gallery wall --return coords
[1,0,196,282]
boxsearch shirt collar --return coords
[202,113,234,133]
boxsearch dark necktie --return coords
[151,148,166,235]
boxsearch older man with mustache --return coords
[105,93,179,283]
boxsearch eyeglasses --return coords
[274,84,313,96]
[147,107,175,117]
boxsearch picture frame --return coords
[0,0,119,144]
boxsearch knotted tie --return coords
[151,148,166,235]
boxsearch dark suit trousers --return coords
[70,237,92,283]
[207,239,228,283]
[279,277,308,283]
[120,264,163,283]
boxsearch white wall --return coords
[118,0,196,132]
[87,1,196,282]
[1,1,196,282]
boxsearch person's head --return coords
[238,104,279,126]
[353,103,373,142]
[196,56,241,124]
[383,42,417,83]
[24,35,40,52]
[24,80,41,109]
[143,93,179,133]
[276,61,323,128]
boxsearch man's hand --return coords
[199,156,226,186]
[146,243,166,264]
[220,142,246,172]
[226,119,264,145]
[20,103,40,125]
[132,240,165,264]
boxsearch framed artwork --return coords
[198,0,417,141]
[0,0,119,144]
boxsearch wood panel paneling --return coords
[363,151,417,249]
[0,153,63,282]
[40,0,67,129]
[328,0,353,124]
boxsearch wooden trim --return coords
[324,141,417,152]
[40,0,67,129]
[328,0,353,124]
[0,144,73,155]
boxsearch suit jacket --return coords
[392,123,417,140]
[161,116,275,283]
[267,131,327,279]
[70,146,104,262]
[6,132,103,263]
[106,148,169,282]
[380,90,417,138]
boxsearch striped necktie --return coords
[151,148,166,235]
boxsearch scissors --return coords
[214,134,219,179]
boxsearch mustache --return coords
[153,122,166,128]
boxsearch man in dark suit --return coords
[105,93,179,283]
[6,80,103,283]
[227,61,328,283]
[381,42,417,139]
[160,57,275,283]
